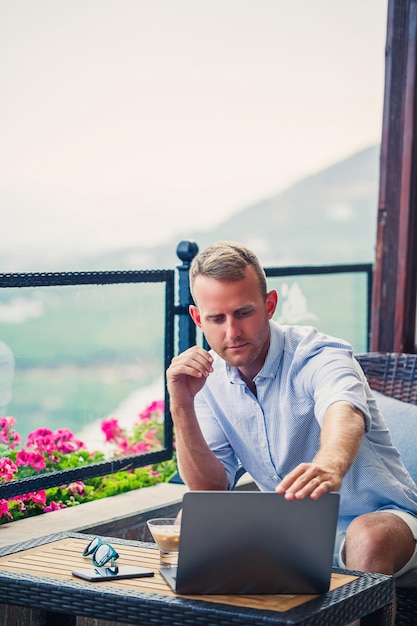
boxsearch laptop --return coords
[160,490,340,595]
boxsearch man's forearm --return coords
[314,401,365,476]
[172,405,229,491]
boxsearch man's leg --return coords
[344,511,415,575]
[344,511,416,626]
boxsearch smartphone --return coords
[72,565,154,581]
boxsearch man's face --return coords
[189,265,277,378]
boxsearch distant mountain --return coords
[103,143,380,271]
[1,144,380,272]
[180,144,380,268]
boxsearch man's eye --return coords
[235,309,252,319]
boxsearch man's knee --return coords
[345,512,415,575]
[345,513,386,557]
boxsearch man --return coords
[166,240,417,581]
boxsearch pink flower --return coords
[26,427,85,455]
[9,432,21,447]
[27,428,53,441]
[138,400,164,422]
[26,429,55,453]
[0,499,11,519]
[15,449,30,466]
[54,429,85,454]
[54,428,73,438]
[16,450,46,471]
[0,416,21,449]
[101,418,124,442]
[118,439,151,455]
[44,501,67,513]
[9,496,26,511]
[144,428,159,442]
[0,457,18,481]
[67,481,86,496]
[30,452,46,471]
[0,416,15,428]
[26,491,47,505]
[55,437,85,454]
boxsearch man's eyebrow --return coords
[204,311,224,320]
[204,304,255,319]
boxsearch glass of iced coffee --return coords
[147,517,181,567]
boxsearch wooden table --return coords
[0,531,393,625]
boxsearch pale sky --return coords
[0,1,388,259]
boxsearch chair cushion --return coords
[371,391,417,590]
[373,390,417,484]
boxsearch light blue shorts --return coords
[333,510,417,578]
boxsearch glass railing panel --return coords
[266,270,370,353]
[0,269,175,498]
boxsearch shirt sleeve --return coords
[294,336,372,431]
[194,390,240,489]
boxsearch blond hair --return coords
[189,241,267,302]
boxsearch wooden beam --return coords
[372,0,417,352]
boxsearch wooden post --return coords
[371,0,417,353]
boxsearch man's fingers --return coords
[276,463,339,500]
[169,348,213,378]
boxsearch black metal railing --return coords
[0,241,373,500]
[0,269,175,499]
[174,241,373,355]
[264,263,373,351]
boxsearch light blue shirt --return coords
[194,322,417,531]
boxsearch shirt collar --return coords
[225,321,284,384]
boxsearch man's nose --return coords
[225,317,240,340]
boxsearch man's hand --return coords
[275,461,343,500]
[166,346,228,491]
[166,346,214,409]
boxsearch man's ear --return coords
[266,290,278,319]
[189,304,202,328]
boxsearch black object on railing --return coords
[175,240,199,354]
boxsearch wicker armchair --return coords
[355,352,417,405]
[355,352,417,626]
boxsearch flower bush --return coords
[0,402,177,524]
